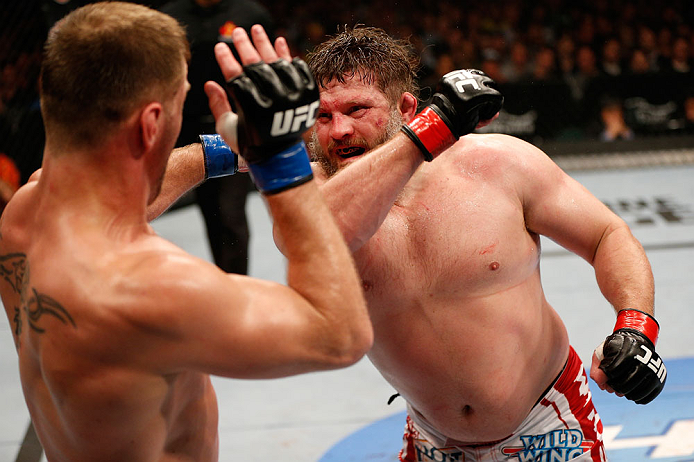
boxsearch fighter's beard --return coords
[308,108,404,178]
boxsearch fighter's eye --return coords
[349,106,367,116]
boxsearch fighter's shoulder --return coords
[453,133,556,170]
[0,180,39,237]
[456,133,543,155]
[105,241,235,328]
[121,239,225,293]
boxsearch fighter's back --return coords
[0,179,219,462]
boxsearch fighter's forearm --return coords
[147,143,206,221]
[319,133,423,251]
[592,221,655,315]
[266,178,373,365]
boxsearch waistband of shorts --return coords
[531,346,570,407]
[546,345,581,396]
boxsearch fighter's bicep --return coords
[517,146,615,262]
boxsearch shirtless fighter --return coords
[153,26,666,461]
[0,5,371,461]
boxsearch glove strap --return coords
[248,141,314,195]
[401,106,456,162]
[614,309,659,345]
[200,134,238,179]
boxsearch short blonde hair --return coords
[40,2,190,147]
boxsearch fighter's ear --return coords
[138,102,163,157]
[399,92,418,123]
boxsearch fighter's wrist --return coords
[247,141,313,195]
[401,106,456,161]
[200,134,238,179]
[613,309,659,345]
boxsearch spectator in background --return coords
[555,33,576,76]
[598,96,635,141]
[525,16,553,52]
[667,36,692,73]
[160,0,274,275]
[637,25,664,71]
[501,41,532,82]
[531,46,558,81]
[565,45,599,101]
[629,48,653,74]
[575,13,596,47]
[657,27,674,65]
[600,37,624,77]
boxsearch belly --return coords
[366,271,570,442]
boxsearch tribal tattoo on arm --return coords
[0,253,76,348]
[0,252,27,293]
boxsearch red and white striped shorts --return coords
[399,346,607,461]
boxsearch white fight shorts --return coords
[399,346,606,462]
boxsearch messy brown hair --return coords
[306,26,420,105]
[40,2,190,147]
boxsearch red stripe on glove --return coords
[406,107,457,159]
[614,309,659,345]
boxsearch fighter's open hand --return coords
[206,25,319,194]
[204,25,292,154]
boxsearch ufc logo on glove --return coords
[635,345,667,383]
[271,101,320,137]
[443,70,484,93]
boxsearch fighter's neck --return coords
[37,145,152,235]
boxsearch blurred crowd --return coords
[268,0,694,89]
[1,0,693,197]
[269,0,694,141]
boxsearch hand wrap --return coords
[597,309,667,404]
[401,69,503,161]
[225,58,319,194]
[200,134,238,179]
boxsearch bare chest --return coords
[355,169,540,303]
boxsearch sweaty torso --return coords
[0,183,218,462]
[355,139,569,443]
